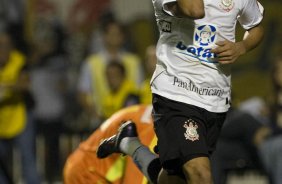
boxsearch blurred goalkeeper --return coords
[63,104,159,184]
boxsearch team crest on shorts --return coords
[219,0,234,12]
[183,119,199,142]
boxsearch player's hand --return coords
[211,40,246,64]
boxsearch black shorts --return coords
[152,94,226,174]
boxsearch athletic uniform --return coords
[63,104,156,184]
[151,0,264,172]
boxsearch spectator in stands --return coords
[77,17,143,125]
[102,61,139,118]
[258,54,282,184]
[0,31,40,184]
[28,22,68,183]
[211,98,271,184]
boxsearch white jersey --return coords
[151,0,264,112]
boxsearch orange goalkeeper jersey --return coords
[63,104,157,184]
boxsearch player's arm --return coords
[211,0,264,64]
[165,0,205,19]
[211,24,264,64]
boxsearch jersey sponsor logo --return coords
[194,25,217,47]
[219,0,234,12]
[175,24,218,63]
[173,76,224,97]
[184,119,199,142]
[159,20,171,32]
[176,42,217,63]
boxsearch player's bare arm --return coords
[166,0,205,19]
[211,24,264,64]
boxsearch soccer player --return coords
[148,0,264,183]
[63,104,159,184]
[147,0,265,183]
[136,0,264,183]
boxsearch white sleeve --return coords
[238,0,264,30]
[162,0,177,16]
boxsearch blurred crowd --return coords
[0,0,282,184]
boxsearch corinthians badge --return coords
[219,0,234,12]
[183,119,199,142]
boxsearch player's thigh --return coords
[182,156,212,178]
[158,169,186,184]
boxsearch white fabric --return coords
[151,0,264,112]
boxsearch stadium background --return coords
[0,0,281,183]
[20,0,282,105]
